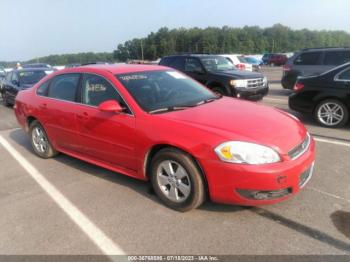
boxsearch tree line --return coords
[1,24,350,67]
[114,24,350,61]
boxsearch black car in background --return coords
[282,47,350,89]
[159,54,269,100]
[2,68,54,106]
[289,62,350,128]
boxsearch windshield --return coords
[19,70,47,85]
[116,70,218,113]
[200,57,236,72]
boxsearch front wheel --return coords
[3,92,11,107]
[150,148,206,212]
[210,86,226,96]
[315,99,349,128]
[29,120,59,158]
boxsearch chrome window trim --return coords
[334,66,350,82]
[35,72,135,117]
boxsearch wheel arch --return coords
[143,144,209,196]
[206,81,231,96]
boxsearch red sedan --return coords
[14,64,315,211]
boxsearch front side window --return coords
[11,72,19,83]
[81,74,125,107]
[185,58,203,73]
[47,74,80,102]
[200,56,236,71]
[116,70,217,113]
[337,68,350,81]
[294,52,322,65]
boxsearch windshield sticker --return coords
[119,74,148,81]
[166,71,186,79]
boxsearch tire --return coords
[210,86,227,96]
[315,99,349,128]
[3,92,11,107]
[29,120,59,158]
[150,148,206,212]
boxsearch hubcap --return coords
[317,102,344,126]
[32,127,48,153]
[156,160,191,203]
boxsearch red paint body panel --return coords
[14,65,315,206]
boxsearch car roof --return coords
[162,54,225,59]
[13,68,52,72]
[301,47,350,52]
[63,64,171,74]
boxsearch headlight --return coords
[263,77,267,86]
[214,141,281,165]
[230,79,248,88]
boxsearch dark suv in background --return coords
[159,54,269,100]
[282,47,350,89]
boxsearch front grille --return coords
[247,78,264,89]
[288,133,311,160]
[299,162,315,188]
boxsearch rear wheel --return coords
[150,148,206,212]
[29,120,58,158]
[315,99,349,128]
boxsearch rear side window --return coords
[47,74,80,102]
[159,57,173,66]
[338,69,350,80]
[324,51,350,65]
[5,72,12,82]
[185,58,202,72]
[294,52,322,65]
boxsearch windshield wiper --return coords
[195,96,221,106]
[148,106,194,114]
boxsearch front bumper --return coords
[235,85,269,100]
[200,138,315,206]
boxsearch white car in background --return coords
[219,54,253,72]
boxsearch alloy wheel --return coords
[317,102,344,126]
[32,126,48,153]
[156,160,191,203]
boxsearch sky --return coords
[1,0,349,61]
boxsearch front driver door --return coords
[75,73,136,171]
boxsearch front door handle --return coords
[77,112,89,120]
[39,103,47,109]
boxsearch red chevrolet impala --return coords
[14,64,315,211]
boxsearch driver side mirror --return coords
[12,80,19,86]
[98,100,124,113]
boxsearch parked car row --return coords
[159,54,269,100]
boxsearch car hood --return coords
[209,69,263,79]
[157,97,307,154]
